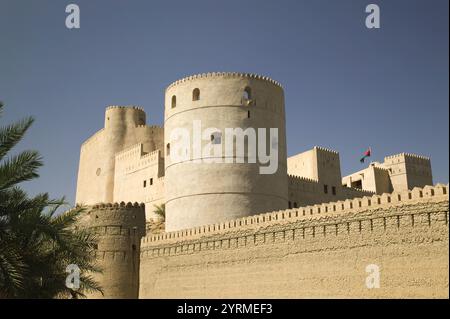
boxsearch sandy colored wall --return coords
[287,148,317,179]
[139,185,448,298]
[288,174,373,207]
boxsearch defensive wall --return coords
[139,184,449,298]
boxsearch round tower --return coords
[80,202,146,298]
[102,106,147,203]
[164,72,288,231]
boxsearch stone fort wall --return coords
[139,184,449,298]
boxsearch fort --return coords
[75,72,448,298]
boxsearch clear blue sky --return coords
[0,0,448,205]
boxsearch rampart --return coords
[139,184,449,298]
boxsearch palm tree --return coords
[0,102,102,298]
[153,203,165,221]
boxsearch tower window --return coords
[294,202,298,208]
[332,186,336,195]
[143,180,147,188]
[288,201,292,209]
[171,95,176,108]
[150,178,153,185]
[247,110,250,118]
[243,86,252,100]
[211,132,222,144]
[166,143,170,156]
[192,88,200,101]
[351,180,362,189]
[324,185,328,194]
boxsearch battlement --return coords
[115,143,143,161]
[83,202,145,230]
[384,152,431,163]
[141,184,448,246]
[314,145,339,155]
[140,149,162,161]
[115,145,162,163]
[106,105,145,113]
[89,201,145,210]
[135,124,163,130]
[288,174,319,184]
[341,186,376,195]
[166,72,283,91]
[115,144,163,177]
[371,164,390,172]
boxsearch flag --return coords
[360,147,371,163]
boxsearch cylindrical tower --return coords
[80,202,146,298]
[102,106,147,203]
[164,72,288,231]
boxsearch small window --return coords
[166,143,170,156]
[150,178,153,185]
[143,180,147,188]
[288,201,292,209]
[324,185,328,194]
[211,132,222,144]
[351,180,362,189]
[332,186,336,195]
[192,88,200,101]
[243,86,252,100]
[294,202,298,208]
[247,110,250,118]
[171,95,176,108]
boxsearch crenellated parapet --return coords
[288,174,319,184]
[106,105,145,113]
[384,152,431,163]
[82,202,146,253]
[166,72,283,91]
[141,184,448,246]
[313,145,339,155]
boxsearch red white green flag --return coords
[360,147,372,163]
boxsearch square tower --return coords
[382,153,433,191]
[288,146,342,186]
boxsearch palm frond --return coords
[0,116,34,161]
[0,150,43,190]
[153,203,165,221]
